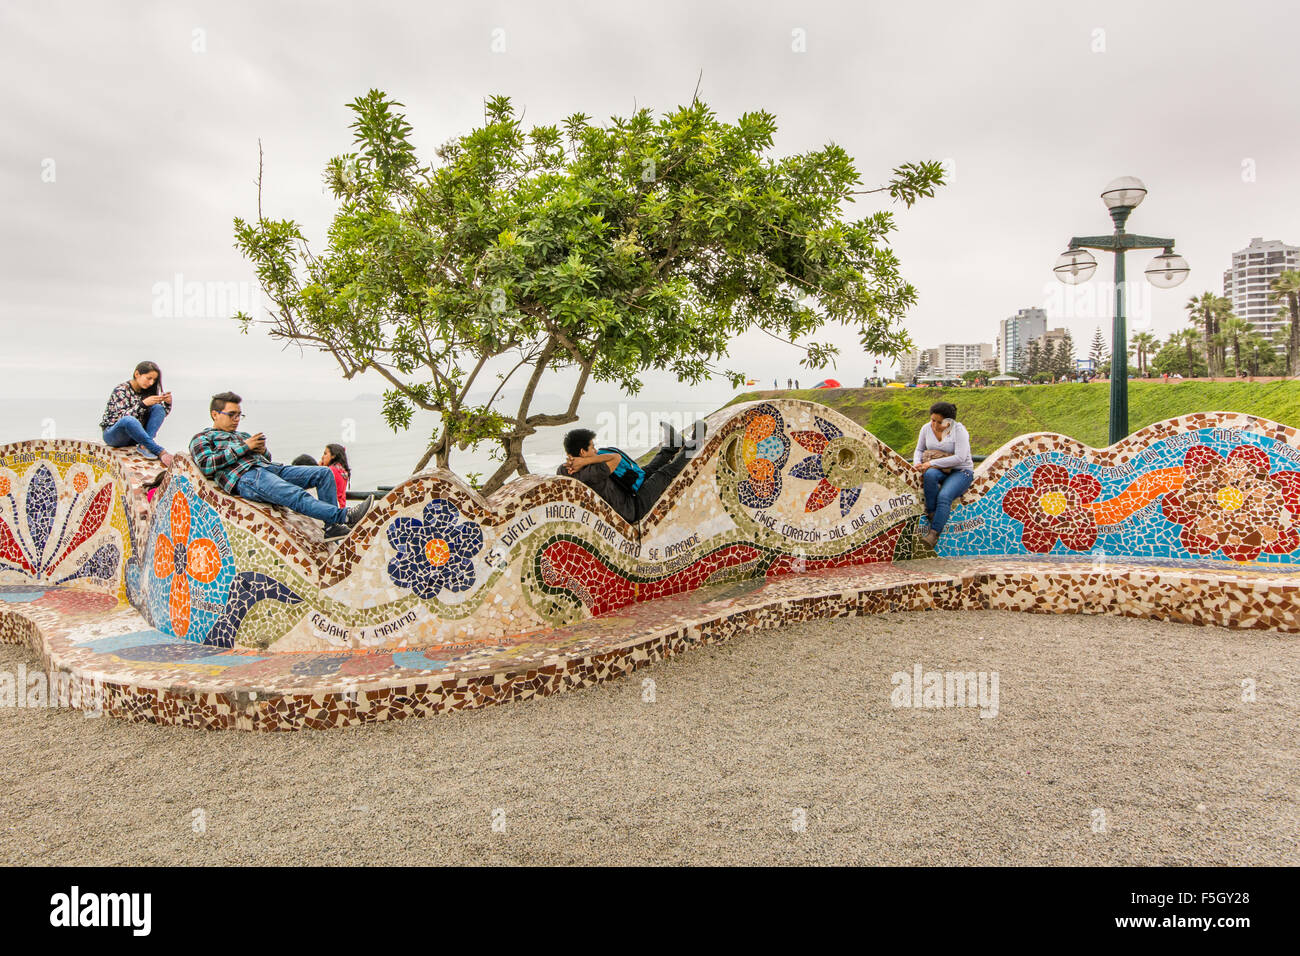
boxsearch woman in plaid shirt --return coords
[99,360,175,467]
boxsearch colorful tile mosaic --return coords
[1,406,1297,731]
[938,412,1300,567]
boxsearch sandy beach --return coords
[1,610,1296,866]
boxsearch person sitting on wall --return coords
[319,443,351,508]
[558,421,707,524]
[100,360,176,466]
[913,401,974,548]
[189,392,372,539]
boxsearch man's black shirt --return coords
[558,461,637,524]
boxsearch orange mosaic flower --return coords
[152,492,221,637]
[72,472,89,493]
[0,475,10,496]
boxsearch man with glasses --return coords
[189,391,372,539]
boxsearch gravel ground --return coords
[1,610,1296,866]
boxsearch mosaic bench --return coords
[1,404,1297,730]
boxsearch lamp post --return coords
[1054,176,1189,445]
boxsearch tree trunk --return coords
[1289,293,1300,377]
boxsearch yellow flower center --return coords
[1038,491,1069,517]
[1216,486,1244,512]
[424,537,451,566]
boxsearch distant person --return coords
[773,379,778,390]
[794,379,800,389]
[787,378,792,389]
[319,443,351,508]
[100,360,175,466]
[913,401,974,548]
[558,421,707,524]
[189,392,371,539]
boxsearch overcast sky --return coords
[1,0,1297,407]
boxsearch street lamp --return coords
[1054,176,1189,445]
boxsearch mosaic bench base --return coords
[3,555,1296,731]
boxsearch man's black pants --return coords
[632,444,690,520]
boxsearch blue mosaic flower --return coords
[386,499,483,599]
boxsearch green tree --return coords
[233,90,945,491]
[1154,329,1207,377]
[1218,316,1252,374]
[1128,331,1160,377]
[1242,332,1283,376]
[1088,326,1108,369]
[1269,270,1300,375]
[1025,339,1042,379]
[1185,292,1230,378]
[1054,331,1076,379]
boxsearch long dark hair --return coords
[324,443,351,477]
[132,360,163,396]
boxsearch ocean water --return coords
[0,395,726,492]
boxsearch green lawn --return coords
[722,380,1300,457]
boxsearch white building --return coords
[997,308,1047,374]
[933,342,994,376]
[1222,237,1299,339]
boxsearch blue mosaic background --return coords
[937,428,1300,565]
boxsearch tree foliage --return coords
[234,90,945,491]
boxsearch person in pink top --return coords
[319,444,351,509]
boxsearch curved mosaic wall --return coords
[122,400,925,652]
[4,407,1297,668]
[0,441,136,601]
[938,412,1300,566]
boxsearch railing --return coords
[346,485,394,501]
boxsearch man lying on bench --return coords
[189,392,372,539]
[558,421,707,524]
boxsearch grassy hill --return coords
[721,380,1300,457]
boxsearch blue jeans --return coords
[102,404,167,456]
[923,468,973,534]
[235,463,347,525]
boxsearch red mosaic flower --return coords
[1161,445,1300,562]
[1001,464,1101,553]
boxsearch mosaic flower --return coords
[0,463,115,580]
[737,404,790,508]
[387,498,483,599]
[788,416,865,516]
[152,490,224,638]
[1001,463,1102,553]
[1161,445,1300,562]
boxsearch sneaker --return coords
[683,420,709,459]
[324,523,349,540]
[345,494,374,527]
[136,445,159,460]
[661,421,683,448]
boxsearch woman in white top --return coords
[912,401,975,547]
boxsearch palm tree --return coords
[1218,316,1252,375]
[1185,292,1230,378]
[1128,331,1160,376]
[1269,271,1300,376]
